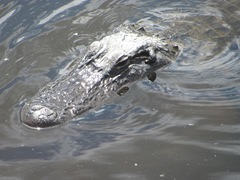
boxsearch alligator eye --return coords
[115,60,129,69]
[109,59,130,77]
[145,58,155,65]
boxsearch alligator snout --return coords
[21,104,58,129]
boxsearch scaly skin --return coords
[21,25,180,129]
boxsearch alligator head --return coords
[21,25,180,129]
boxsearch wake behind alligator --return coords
[20,25,180,129]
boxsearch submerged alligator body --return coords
[21,25,180,129]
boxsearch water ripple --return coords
[131,1,240,109]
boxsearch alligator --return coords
[20,25,180,129]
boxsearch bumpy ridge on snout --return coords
[21,104,59,129]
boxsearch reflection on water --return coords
[0,0,240,179]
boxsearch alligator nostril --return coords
[21,104,58,129]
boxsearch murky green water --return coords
[0,0,240,179]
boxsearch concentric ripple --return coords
[137,0,240,108]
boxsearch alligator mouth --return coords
[21,104,59,129]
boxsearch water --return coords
[0,0,240,179]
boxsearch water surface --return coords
[0,0,240,179]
